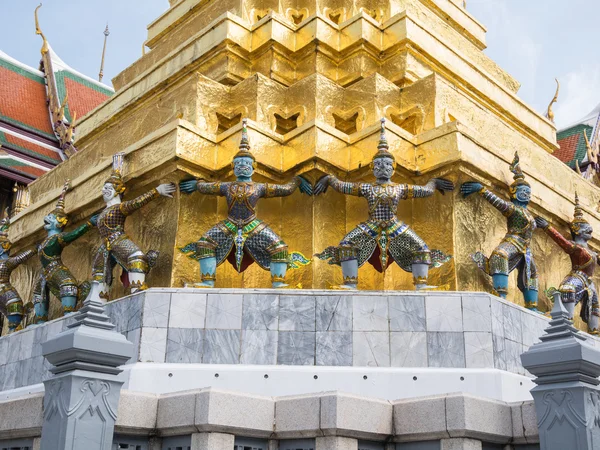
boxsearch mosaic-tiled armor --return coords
[0,213,34,332]
[461,152,539,308]
[180,119,311,288]
[315,119,453,289]
[32,181,92,323]
[536,195,599,334]
[88,152,176,302]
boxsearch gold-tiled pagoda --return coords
[9,0,600,326]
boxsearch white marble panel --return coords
[31,326,48,358]
[3,362,17,390]
[203,330,241,364]
[464,332,494,368]
[0,337,7,366]
[316,332,352,366]
[126,328,142,364]
[316,296,352,331]
[15,358,31,388]
[353,296,389,332]
[279,296,316,331]
[353,332,390,367]
[462,295,491,332]
[205,294,243,330]
[19,330,34,360]
[390,332,427,367]
[142,292,171,328]
[277,331,315,365]
[504,338,524,375]
[123,294,144,331]
[166,328,204,363]
[425,296,463,332]
[427,332,465,368]
[242,294,279,330]
[139,327,168,363]
[389,296,426,332]
[241,330,278,365]
[503,304,523,344]
[492,334,507,371]
[6,332,22,364]
[27,356,45,387]
[169,292,207,328]
[490,298,505,339]
[522,314,549,348]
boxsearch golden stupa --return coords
[9,0,600,328]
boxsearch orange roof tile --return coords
[0,61,55,138]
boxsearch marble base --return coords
[0,288,593,392]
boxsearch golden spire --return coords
[545,78,560,123]
[34,4,49,55]
[99,24,110,83]
[583,130,596,163]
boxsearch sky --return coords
[0,0,598,130]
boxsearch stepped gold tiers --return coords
[7,0,600,327]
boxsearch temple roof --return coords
[0,46,113,184]
[556,103,600,170]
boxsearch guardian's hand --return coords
[298,176,313,196]
[179,179,198,194]
[534,216,549,230]
[432,178,454,195]
[460,181,483,198]
[157,183,177,198]
[314,175,331,196]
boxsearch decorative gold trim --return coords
[343,276,358,285]
[201,272,217,282]
[271,274,286,283]
[413,276,428,286]
[129,280,148,293]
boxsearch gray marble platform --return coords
[2,288,597,391]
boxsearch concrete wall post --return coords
[521,292,600,450]
[39,295,133,450]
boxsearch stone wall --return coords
[0,288,594,392]
[0,390,540,449]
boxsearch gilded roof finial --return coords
[99,24,110,83]
[34,4,49,55]
[545,78,560,123]
[583,130,596,164]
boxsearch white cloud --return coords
[554,64,600,129]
